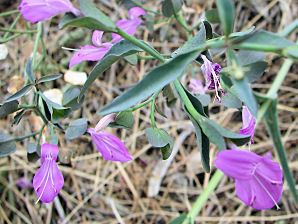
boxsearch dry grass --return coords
[0,0,297,223]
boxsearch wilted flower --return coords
[201,55,222,101]
[215,149,283,210]
[188,79,206,95]
[69,30,113,68]
[33,143,64,203]
[19,0,80,23]
[88,114,133,162]
[111,7,146,43]
[240,106,256,143]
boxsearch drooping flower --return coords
[240,106,256,143]
[214,149,283,210]
[33,143,64,203]
[88,114,133,162]
[69,30,113,68]
[201,55,222,101]
[111,7,146,43]
[19,0,80,23]
[188,79,206,95]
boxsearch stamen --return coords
[49,160,57,193]
[62,47,79,52]
[35,159,51,191]
[35,163,51,204]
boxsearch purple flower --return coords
[111,7,146,43]
[201,55,222,101]
[188,79,206,95]
[33,143,64,203]
[88,114,133,162]
[69,30,113,68]
[16,177,33,189]
[19,0,80,23]
[215,149,283,210]
[240,106,256,143]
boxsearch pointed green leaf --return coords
[25,57,35,83]
[234,30,295,52]
[5,84,33,103]
[0,100,19,119]
[109,111,134,129]
[79,40,143,99]
[161,0,183,17]
[205,9,220,23]
[0,133,16,157]
[59,0,116,31]
[37,74,62,84]
[100,49,202,115]
[216,0,235,36]
[264,99,298,203]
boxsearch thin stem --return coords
[150,100,157,128]
[15,131,40,141]
[128,0,161,15]
[0,27,37,34]
[0,10,19,17]
[0,33,22,43]
[3,14,21,39]
[32,22,43,70]
[183,170,224,224]
[174,12,192,38]
[116,28,166,62]
[129,95,154,111]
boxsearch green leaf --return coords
[109,111,134,129]
[188,115,210,172]
[5,84,33,103]
[59,0,116,31]
[0,133,16,157]
[37,74,62,84]
[162,84,177,107]
[172,22,206,57]
[205,9,220,23]
[0,100,19,119]
[25,57,35,83]
[145,127,172,147]
[124,54,138,65]
[234,30,295,52]
[216,0,235,36]
[13,109,26,125]
[243,61,268,82]
[80,40,143,99]
[236,50,266,66]
[161,0,183,17]
[65,118,88,140]
[79,0,116,30]
[170,213,187,224]
[160,144,173,160]
[264,99,298,203]
[27,142,40,162]
[145,127,174,160]
[63,86,84,110]
[221,92,242,108]
[100,49,202,115]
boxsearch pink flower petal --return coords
[188,79,205,94]
[128,7,146,19]
[19,0,79,23]
[214,149,261,180]
[88,128,132,162]
[33,143,64,204]
[112,18,142,43]
[92,30,104,47]
[69,44,112,68]
[240,106,256,143]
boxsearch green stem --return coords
[15,131,40,141]
[3,14,21,39]
[32,22,43,70]
[129,95,154,111]
[0,27,37,34]
[0,10,19,17]
[0,33,22,43]
[174,12,192,38]
[150,99,157,128]
[116,28,166,62]
[183,170,224,224]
